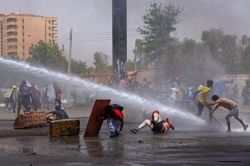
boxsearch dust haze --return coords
[0,0,249,64]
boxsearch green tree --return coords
[239,35,250,73]
[139,2,181,65]
[71,59,88,74]
[127,59,135,71]
[133,39,147,69]
[93,52,109,72]
[201,29,240,73]
[28,40,67,71]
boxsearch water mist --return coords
[0,57,206,125]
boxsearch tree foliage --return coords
[93,52,109,72]
[139,2,181,65]
[201,29,239,73]
[28,40,94,74]
[239,35,250,73]
[138,2,250,84]
[28,40,67,71]
[71,59,89,74]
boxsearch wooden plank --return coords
[84,99,110,137]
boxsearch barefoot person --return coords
[210,95,248,133]
[130,110,175,134]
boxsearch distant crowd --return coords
[3,80,62,114]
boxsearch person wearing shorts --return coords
[130,110,175,134]
[210,95,248,133]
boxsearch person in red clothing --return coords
[53,82,62,107]
[104,104,124,137]
[130,110,175,134]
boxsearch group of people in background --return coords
[118,76,240,107]
[4,81,62,115]
[2,76,249,137]
[117,76,248,134]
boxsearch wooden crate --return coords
[49,119,80,137]
[14,111,47,129]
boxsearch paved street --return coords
[0,112,249,165]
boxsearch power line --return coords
[178,0,234,23]
[179,0,221,17]
[73,34,139,42]
[64,0,235,42]
[73,26,138,36]
[73,32,137,37]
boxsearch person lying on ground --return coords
[130,110,175,134]
[209,95,248,133]
[193,80,214,121]
[102,104,124,138]
[46,105,69,122]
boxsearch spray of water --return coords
[0,57,205,125]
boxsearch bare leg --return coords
[235,116,248,130]
[137,119,152,130]
[130,119,151,133]
[225,115,231,133]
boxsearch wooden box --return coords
[49,119,80,137]
[14,111,47,129]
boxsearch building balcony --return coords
[52,24,57,28]
[52,28,58,32]
[7,35,17,39]
[52,35,57,39]
[6,28,17,32]
[7,51,18,56]
[7,32,17,36]
[7,38,18,43]
[7,42,18,46]
[7,25,17,29]
[7,45,18,49]
[6,21,17,26]
[6,18,17,22]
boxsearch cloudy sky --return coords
[0,0,250,65]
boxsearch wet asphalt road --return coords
[0,118,250,166]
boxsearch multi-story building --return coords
[0,14,4,56]
[0,13,57,59]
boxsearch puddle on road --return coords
[0,130,249,159]
[0,136,81,155]
[0,133,127,157]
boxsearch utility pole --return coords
[68,28,73,75]
[134,40,138,71]
[112,0,127,85]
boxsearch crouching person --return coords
[103,104,124,138]
[46,104,69,122]
[130,110,175,134]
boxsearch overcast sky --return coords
[0,0,250,65]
